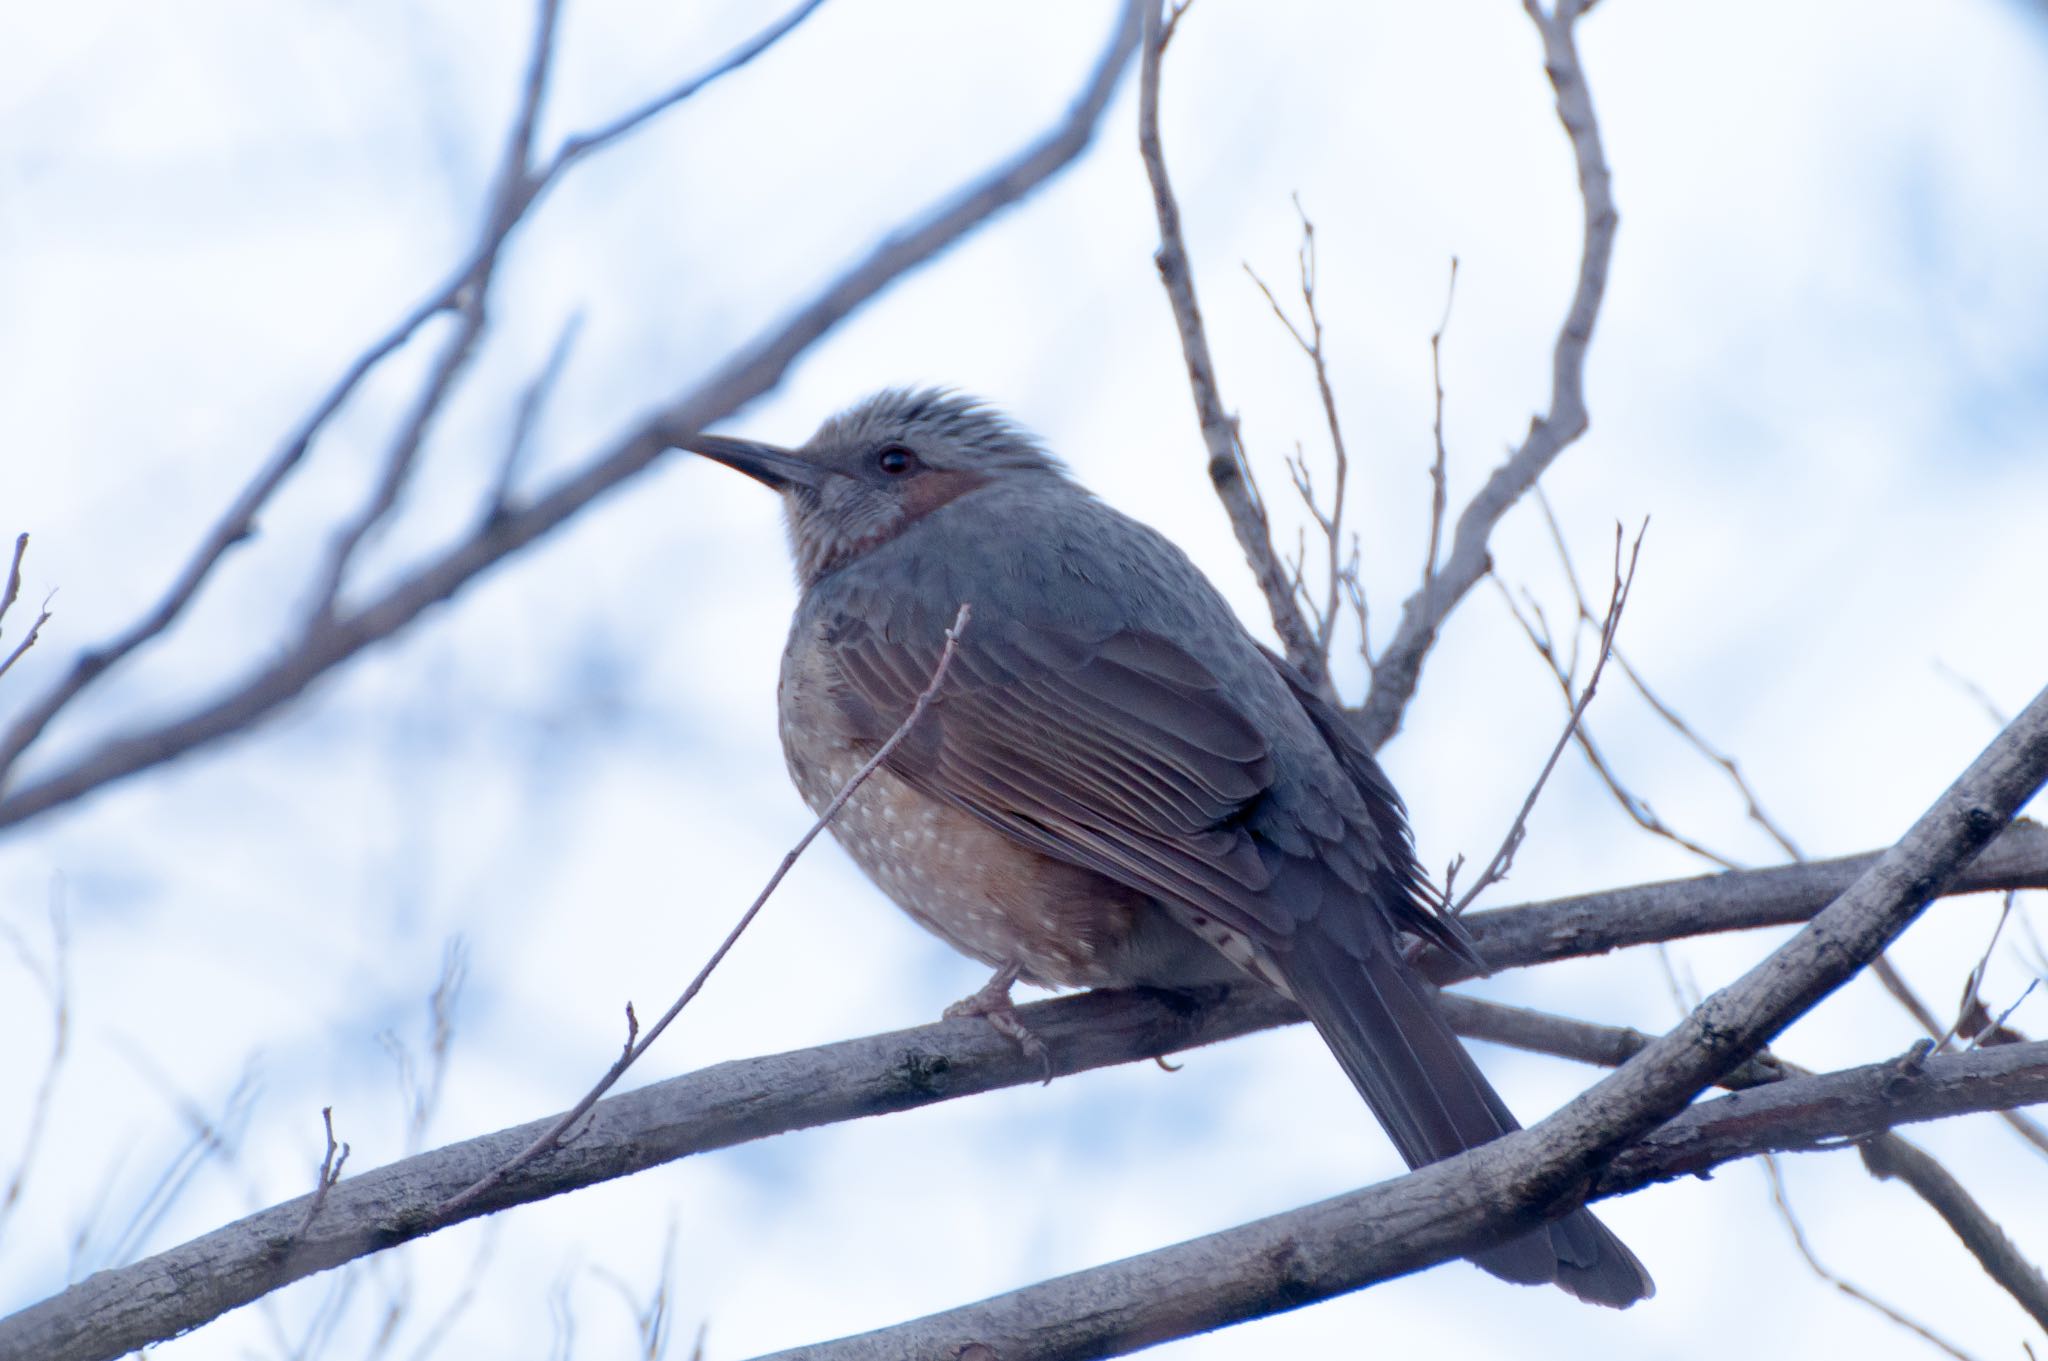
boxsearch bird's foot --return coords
[944,964,1052,1082]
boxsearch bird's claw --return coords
[945,965,1053,1082]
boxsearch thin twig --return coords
[1938,891,2021,1053]
[1980,978,2041,1049]
[1933,659,2012,730]
[1423,256,1458,590]
[305,0,564,622]
[1491,570,1744,869]
[1138,0,1325,692]
[1532,495,2047,1154]
[1453,521,1642,913]
[1157,0,1194,52]
[1760,1152,1979,1361]
[0,534,53,684]
[1641,926,2048,1343]
[485,312,585,522]
[1244,198,1353,672]
[1534,487,1805,858]
[539,0,831,182]
[436,604,974,1218]
[381,939,470,1157]
[0,890,68,1240]
[100,1060,261,1271]
[1356,0,1618,749]
[0,533,26,630]
[294,1108,353,1239]
[0,605,51,685]
[396,1223,499,1361]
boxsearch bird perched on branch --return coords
[679,388,1651,1306]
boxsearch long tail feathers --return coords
[1274,927,1654,1308]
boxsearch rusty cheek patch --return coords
[901,468,992,523]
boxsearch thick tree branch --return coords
[1356,0,1618,749]
[1449,820,2048,980]
[8,818,2045,1361]
[0,0,1143,834]
[1452,994,2048,1330]
[749,1044,2048,1361]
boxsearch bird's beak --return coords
[676,432,825,490]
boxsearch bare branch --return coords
[1760,1151,1980,1361]
[305,0,564,622]
[1491,569,1745,869]
[1571,931,2048,1343]
[98,1060,260,1272]
[1491,567,1745,871]
[0,255,441,780]
[1453,522,1641,913]
[0,534,52,685]
[485,312,585,523]
[1937,890,2021,1053]
[438,605,972,1218]
[1156,0,1195,52]
[0,533,26,630]
[1138,1,1325,691]
[748,1044,2048,1361]
[1533,486,1806,858]
[0,609,52,689]
[1245,199,1354,673]
[1530,678,2048,1225]
[1532,502,2048,1153]
[1860,1130,2048,1333]
[1461,821,2048,979]
[0,0,675,778]
[293,1108,352,1240]
[307,0,836,619]
[1437,991,1790,1090]
[1424,256,1458,589]
[0,0,1142,833]
[0,890,68,1241]
[540,0,831,180]
[9,819,2048,1361]
[1356,0,1618,749]
[1933,659,2013,730]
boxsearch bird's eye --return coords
[875,443,917,476]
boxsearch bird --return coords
[678,388,1652,1307]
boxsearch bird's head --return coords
[679,388,1064,585]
